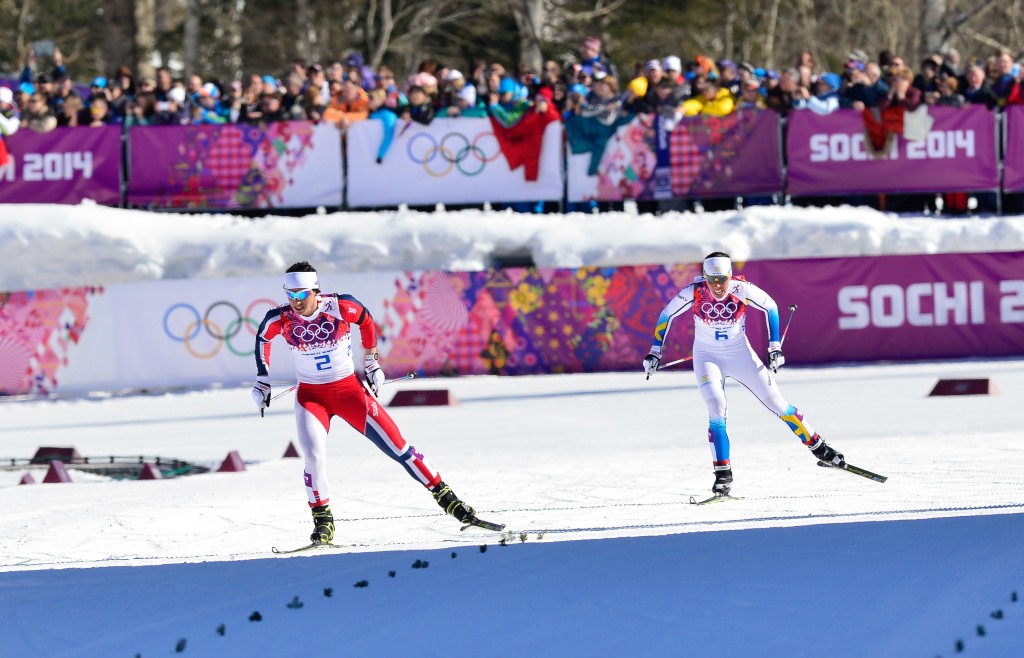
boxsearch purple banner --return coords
[127,121,343,209]
[568,111,783,202]
[733,252,1024,364]
[0,126,121,204]
[787,106,998,196]
[1001,106,1024,191]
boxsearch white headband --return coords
[703,256,732,277]
[283,271,319,290]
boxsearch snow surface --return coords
[3,202,1024,291]
[1,204,1023,657]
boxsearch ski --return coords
[459,516,506,532]
[271,542,345,555]
[817,461,888,483]
[689,493,744,505]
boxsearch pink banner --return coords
[787,106,999,196]
[127,122,343,209]
[377,252,1023,377]
[1002,106,1024,191]
[0,126,121,204]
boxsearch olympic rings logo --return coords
[406,131,502,177]
[163,299,276,359]
[292,320,336,343]
[700,301,739,320]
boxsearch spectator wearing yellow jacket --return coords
[680,77,735,116]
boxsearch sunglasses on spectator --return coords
[286,289,314,301]
[705,275,730,284]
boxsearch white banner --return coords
[56,273,400,393]
[346,117,564,207]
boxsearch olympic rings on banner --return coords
[163,299,276,359]
[406,131,501,177]
[700,301,739,320]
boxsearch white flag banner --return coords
[346,117,563,207]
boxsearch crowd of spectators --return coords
[5,37,1024,141]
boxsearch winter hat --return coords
[18,82,35,96]
[0,86,13,104]
[91,76,108,88]
[569,83,588,96]
[456,84,477,105]
[447,69,464,81]
[201,82,220,98]
[663,56,682,72]
[344,52,365,68]
[167,86,186,104]
[645,59,662,72]
[818,73,842,92]
[498,77,517,95]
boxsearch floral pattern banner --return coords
[380,265,699,376]
[0,286,100,395]
[567,111,783,202]
[127,121,342,209]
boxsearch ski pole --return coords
[657,355,693,371]
[780,304,798,346]
[271,372,417,402]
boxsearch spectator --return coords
[766,68,800,116]
[403,85,436,125]
[49,72,80,119]
[151,85,188,125]
[322,72,370,129]
[344,52,376,92]
[57,94,84,127]
[0,86,20,141]
[366,88,397,164]
[192,82,228,124]
[303,85,325,123]
[114,65,137,100]
[933,75,965,107]
[124,91,155,127]
[86,96,111,126]
[736,77,766,110]
[442,79,484,118]
[624,59,664,114]
[807,73,841,115]
[437,69,464,110]
[257,90,287,124]
[540,60,562,90]
[237,77,264,123]
[281,73,306,120]
[795,50,816,71]
[912,55,942,97]
[962,64,998,110]
[185,74,204,99]
[14,82,33,114]
[839,58,874,110]
[878,65,921,111]
[992,50,1016,106]
[718,60,740,97]
[307,64,329,105]
[21,92,57,133]
[577,35,618,81]
[487,76,530,127]
[375,66,408,115]
[155,66,174,102]
[680,76,734,116]
[261,75,279,96]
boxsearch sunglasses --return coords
[286,289,314,301]
[705,274,730,284]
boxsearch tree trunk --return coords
[15,0,31,62]
[512,0,544,72]
[764,0,782,69]
[296,0,314,63]
[184,0,200,77]
[102,0,135,78]
[921,0,948,55]
[135,0,157,81]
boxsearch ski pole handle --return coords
[658,356,693,370]
[780,304,798,346]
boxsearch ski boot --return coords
[431,481,476,524]
[310,504,335,544]
[810,436,845,467]
[712,467,733,496]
